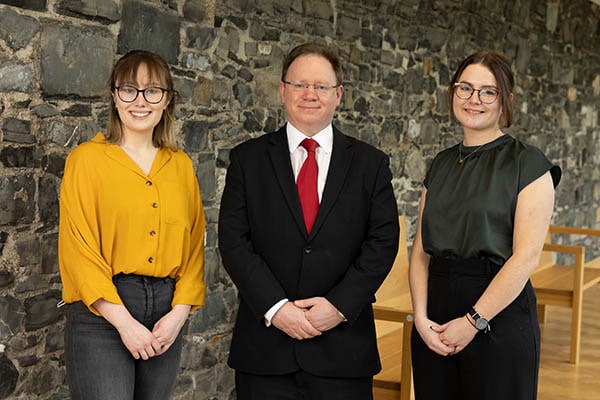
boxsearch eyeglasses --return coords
[282,81,340,94]
[113,85,170,104]
[453,82,499,104]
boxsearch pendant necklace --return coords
[458,143,484,164]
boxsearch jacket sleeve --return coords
[218,147,288,320]
[325,153,399,324]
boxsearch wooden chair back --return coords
[373,215,414,399]
[375,215,410,303]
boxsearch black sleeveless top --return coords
[422,134,561,265]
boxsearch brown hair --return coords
[106,50,178,150]
[281,43,343,85]
[448,51,514,128]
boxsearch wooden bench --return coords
[531,225,600,364]
[373,215,413,400]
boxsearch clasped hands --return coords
[117,305,190,361]
[271,297,345,340]
[418,315,478,357]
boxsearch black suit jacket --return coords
[218,125,399,378]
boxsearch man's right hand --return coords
[271,301,322,340]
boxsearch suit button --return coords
[304,247,312,254]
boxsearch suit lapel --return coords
[267,126,307,236]
[309,127,354,239]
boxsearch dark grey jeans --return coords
[65,274,183,400]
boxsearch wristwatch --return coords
[469,307,490,332]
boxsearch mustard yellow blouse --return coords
[59,133,206,315]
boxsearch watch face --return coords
[475,317,488,330]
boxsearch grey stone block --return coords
[40,21,113,97]
[117,0,180,64]
[0,6,40,50]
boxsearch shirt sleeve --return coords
[263,298,289,327]
[517,144,562,192]
[170,156,207,311]
[58,147,123,315]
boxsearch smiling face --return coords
[112,63,171,140]
[452,64,504,137]
[279,54,343,136]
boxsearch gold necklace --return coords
[458,143,484,164]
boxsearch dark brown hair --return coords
[281,43,343,85]
[448,51,514,128]
[106,50,177,150]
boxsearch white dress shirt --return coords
[263,123,334,326]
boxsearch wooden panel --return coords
[375,216,410,302]
[374,292,413,311]
[532,266,600,291]
[374,327,404,389]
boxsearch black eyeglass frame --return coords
[113,85,171,104]
[453,82,499,104]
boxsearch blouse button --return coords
[148,257,154,263]
[151,202,158,208]
[146,181,153,186]
[149,230,156,237]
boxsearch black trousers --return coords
[235,370,373,400]
[411,256,540,400]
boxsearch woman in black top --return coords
[409,51,561,399]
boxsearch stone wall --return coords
[0,0,598,399]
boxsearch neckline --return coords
[459,134,511,152]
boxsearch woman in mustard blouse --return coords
[59,50,206,399]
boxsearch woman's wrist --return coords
[464,314,478,331]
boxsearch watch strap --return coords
[469,307,480,320]
[464,314,478,330]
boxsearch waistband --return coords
[112,273,174,285]
[429,256,503,278]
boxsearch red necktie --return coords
[297,138,319,234]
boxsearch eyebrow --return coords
[117,80,165,87]
[458,81,498,89]
[286,80,337,85]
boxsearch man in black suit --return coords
[218,42,399,400]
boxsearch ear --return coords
[164,92,172,109]
[278,81,286,104]
[335,85,344,107]
[111,90,118,106]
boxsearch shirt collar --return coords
[286,123,333,154]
